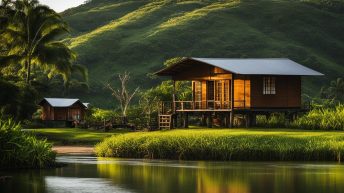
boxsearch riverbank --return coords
[96,128,344,161]
[52,146,95,155]
[26,128,130,145]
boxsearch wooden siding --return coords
[188,75,301,110]
[250,76,301,108]
[40,101,86,121]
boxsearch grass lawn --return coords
[96,127,344,161]
[25,128,130,145]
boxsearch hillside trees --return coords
[0,0,88,120]
[321,77,344,103]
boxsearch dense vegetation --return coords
[0,0,88,120]
[0,118,56,169]
[61,0,344,107]
[292,105,344,130]
[95,128,344,161]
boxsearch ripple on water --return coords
[45,177,133,193]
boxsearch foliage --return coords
[0,79,37,120]
[0,118,56,168]
[87,108,118,122]
[256,113,288,128]
[163,57,184,67]
[292,105,344,130]
[0,0,88,84]
[320,77,344,103]
[95,128,344,161]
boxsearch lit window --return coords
[263,77,276,95]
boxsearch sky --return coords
[39,0,86,12]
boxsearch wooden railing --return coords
[160,100,233,113]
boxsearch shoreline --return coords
[53,146,95,156]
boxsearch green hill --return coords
[62,0,344,107]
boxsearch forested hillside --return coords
[62,0,344,107]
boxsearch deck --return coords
[160,100,310,114]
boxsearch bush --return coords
[95,129,344,161]
[0,79,38,120]
[292,105,344,130]
[256,113,287,128]
[0,118,56,169]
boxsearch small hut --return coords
[39,98,88,122]
[155,58,323,129]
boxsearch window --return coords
[194,81,202,101]
[263,77,276,95]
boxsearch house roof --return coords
[155,57,324,76]
[39,98,87,108]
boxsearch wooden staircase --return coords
[158,114,173,129]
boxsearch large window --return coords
[263,77,276,95]
[194,81,202,101]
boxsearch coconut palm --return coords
[328,78,344,101]
[0,0,87,84]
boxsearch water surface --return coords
[1,156,344,193]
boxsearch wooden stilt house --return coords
[155,58,323,129]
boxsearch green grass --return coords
[61,0,344,107]
[26,128,130,145]
[95,128,344,161]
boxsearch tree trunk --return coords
[26,58,31,84]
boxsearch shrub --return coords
[0,118,56,169]
[256,113,287,128]
[292,105,344,130]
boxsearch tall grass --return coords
[95,129,344,161]
[0,119,56,169]
[256,113,287,128]
[292,105,344,130]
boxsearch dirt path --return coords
[52,146,95,155]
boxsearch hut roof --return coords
[155,58,324,76]
[39,98,87,108]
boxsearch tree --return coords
[0,0,87,84]
[320,77,344,103]
[106,72,139,124]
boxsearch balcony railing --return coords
[160,100,235,114]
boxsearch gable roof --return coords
[156,57,324,76]
[39,98,87,108]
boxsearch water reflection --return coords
[45,177,133,193]
[1,156,344,193]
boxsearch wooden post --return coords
[172,80,177,128]
[183,113,189,128]
[245,113,251,128]
[251,113,256,126]
[201,113,207,126]
[207,113,213,128]
[230,75,234,128]
[172,80,176,114]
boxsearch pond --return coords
[1,156,344,193]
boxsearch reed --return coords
[0,118,56,169]
[292,105,344,130]
[95,129,344,161]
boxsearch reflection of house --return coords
[39,98,88,121]
[155,58,323,128]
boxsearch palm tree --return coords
[328,78,344,102]
[0,0,87,84]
